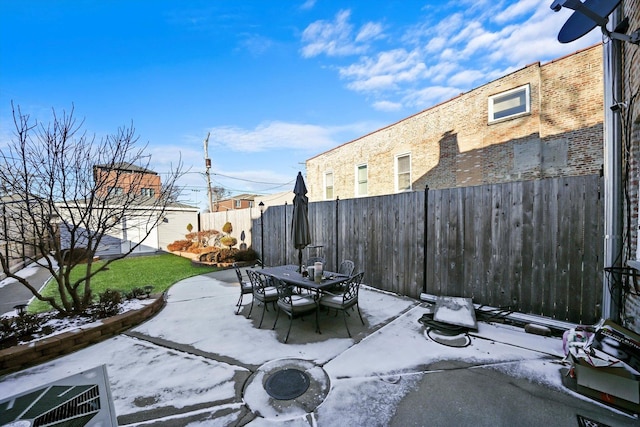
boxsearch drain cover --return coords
[264,368,310,400]
[426,328,471,348]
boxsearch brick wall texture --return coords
[622,0,640,331]
[306,44,604,201]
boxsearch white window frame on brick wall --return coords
[488,84,530,123]
[395,153,411,192]
[324,171,334,200]
[355,164,368,197]
[140,188,155,197]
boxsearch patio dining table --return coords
[260,265,349,293]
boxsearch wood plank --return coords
[509,180,524,311]
[567,176,586,323]
[519,180,535,314]
[580,176,603,323]
[463,186,478,299]
[477,185,493,304]
[555,177,571,320]
[543,178,558,318]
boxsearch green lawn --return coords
[30,253,220,313]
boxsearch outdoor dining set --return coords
[232,172,366,343]
[234,259,365,343]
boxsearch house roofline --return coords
[306,43,602,162]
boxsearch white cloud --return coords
[339,48,426,92]
[355,21,384,43]
[402,85,463,110]
[298,0,602,120]
[299,0,316,11]
[204,120,382,154]
[494,0,539,24]
[300,9,383,58]
[209,121,337,152]
[425,36,447,54]
[238,33,273,56]
[372,100,403,112]
[423,61,459,83]
[448,69,486,87]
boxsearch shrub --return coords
[0,317,15,341]
[126,287,146,299]
[222,222,233,234]
[91,289,122,319]
[220,236,237,248]
[217,248,239,263]
[167,240,191,252]
[14,313,41,336]
[234,248,258,261]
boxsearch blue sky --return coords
[0,0,600,210]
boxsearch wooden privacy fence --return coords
[252,174,604,324]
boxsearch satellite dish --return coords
[555,0,620,43]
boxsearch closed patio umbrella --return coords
[292,171,311,272]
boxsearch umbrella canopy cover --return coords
[292,172,311,251]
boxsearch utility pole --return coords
[203,132,214,213]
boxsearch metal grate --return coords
[264,369,310,400]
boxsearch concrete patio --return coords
[0,268,637,426]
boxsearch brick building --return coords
[214,193,258,212]
[306,44,604,201]
[93,163,161,199]
[616,0,640,332]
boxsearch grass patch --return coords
[30,253,220,313]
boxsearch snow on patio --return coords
[1,272,628,425]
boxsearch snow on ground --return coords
[0,335,247,417]
[133,275,417,367]
[0,262,46,290]
[1,272,628,425]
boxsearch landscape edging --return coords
[0,294,166,377]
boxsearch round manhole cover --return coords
[264,368,310,400]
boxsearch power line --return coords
[160,170,294,186]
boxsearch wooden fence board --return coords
[214,175,603,323]
[581,178,602,323]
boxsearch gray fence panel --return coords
[249,175,603,324]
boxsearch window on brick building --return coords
[141,188,155,197]
[235,199,241,208]
[324,171,334,200]
[396,154,411,192]
[110,187,124,196]
[356,164,368,196]
[488,84,530,122]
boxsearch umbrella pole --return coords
[298,249,303,273]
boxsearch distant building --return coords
[59,164,198,257]
[93,163,161,199]
[215,193,259,212]
[254,191,294,209]
[306,44,603,201]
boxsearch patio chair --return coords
[246,269,278,328]
[234,264,253,315]
[304,256,325,268]
[338,260,355,277]
[272,277,320,343]
[318,272,365,338]
[324,259,355,294]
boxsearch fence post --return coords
[284,202,287,264]
[423,185,429,294]
[335,197,339,270]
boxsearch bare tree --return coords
[0,103,183,315]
